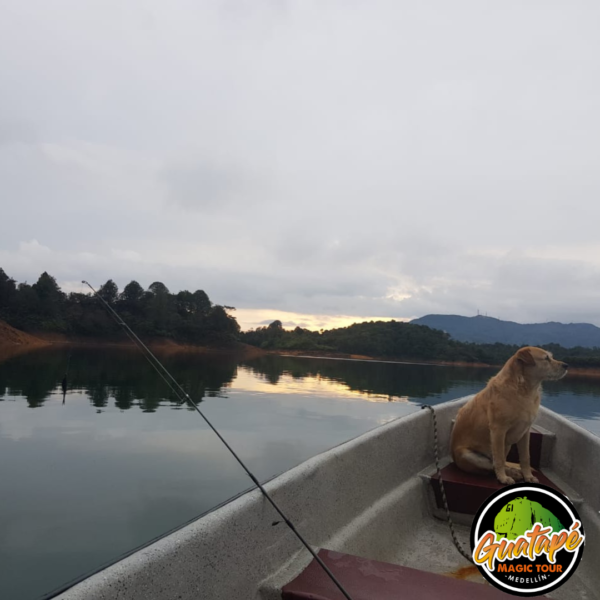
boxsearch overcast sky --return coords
[1,1,600,330]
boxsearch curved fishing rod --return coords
[82,281,354,600]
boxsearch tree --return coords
[120,280,144,305]
[98,279,119,305]
[204,305,240,343]
[268,320,283,332]
[147,281,171,335]
[1,270,242,344]
[148,281,169,296]
[32,272,65,321]
[12,282,42,329]
[32,272,63,302]
[193,290,211,314]
[0,268,16,315]
[175,290,195,315]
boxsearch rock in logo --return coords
[470,483,585,596]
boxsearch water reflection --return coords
[233,366,411,402]
[0,347,237,410]
[239,355,494,404]
[1,349,598,428]
[0,348,487,409]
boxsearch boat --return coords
[51,395,600,599]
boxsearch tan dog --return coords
[451,347,568,485]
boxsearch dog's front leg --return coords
[491,427,514,485]
[516,430,539,483]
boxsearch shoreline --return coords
[268,349,495,369]
[0,333,266,362]
[268,349,600,380]
[19,330,268,359]
[2,330,600,380]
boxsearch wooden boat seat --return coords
[429,462,562,514]
[282,549,547,599]
[430,426,562,515]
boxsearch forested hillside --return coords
[0,268,239,344]
[241,320,600,367]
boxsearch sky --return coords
[1,1,600,331]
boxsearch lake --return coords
[1,347,599,599]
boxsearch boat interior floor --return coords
[282,458,597,600]
[388,515,595,599]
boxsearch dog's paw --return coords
[506,467,524,481]
[524,474,539,484]
[497,475,515,486]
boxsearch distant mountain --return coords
[410,314,600,348]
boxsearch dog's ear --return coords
[516,348,536,366]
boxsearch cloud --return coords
[162,161,258,212]
[1,1,600,327]
[0,118,36,146]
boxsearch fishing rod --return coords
[82,281,354,600]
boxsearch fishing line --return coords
[82,280,354,600]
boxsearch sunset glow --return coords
[235,308,409,332]
[232,367,411,404]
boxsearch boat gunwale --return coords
[52,396,600,600]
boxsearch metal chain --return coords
[421,404,474,564]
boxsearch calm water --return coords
[1,348,599,599]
